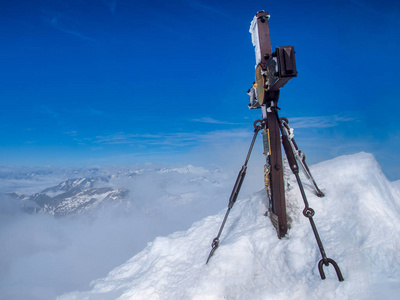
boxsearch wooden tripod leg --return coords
[264,111,288,238]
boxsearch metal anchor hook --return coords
[206,238,220,264]
[318,258,344,282]
[253,119,265,131]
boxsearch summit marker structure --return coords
[206,11,343,282]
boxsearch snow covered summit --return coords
[60,153,400,300]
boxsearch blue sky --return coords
[1,0,399,180]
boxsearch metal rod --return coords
[280,118,324,197]
[276,109,343,281]
[206,121,263,264]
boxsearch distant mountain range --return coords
[7,177,128,217]
[3,164,228,218]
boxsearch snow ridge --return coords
[60,153,400,299]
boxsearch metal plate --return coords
[255,64,265,105]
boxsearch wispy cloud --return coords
[38,106,59,119]
[192,115,354,128]
[94,133,171,145]
[41,11,94,42]
[191,117,244,125]
[88,107,105,116]
[64,131,78,137]
[103,0,118,15]
[349,0,375,13]
[184,0,228,17]
[288,115,354,129]
[93,129,251,147]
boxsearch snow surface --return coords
[59,152,400,300]
[250,15,261,67]
[393,180,400,193]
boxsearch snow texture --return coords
[250,15,261,67]
[59,152,400,300]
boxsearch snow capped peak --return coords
[11,176,126,217]
[41,177,109,195]
[158,165,209,175]
[59,153,400,299]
